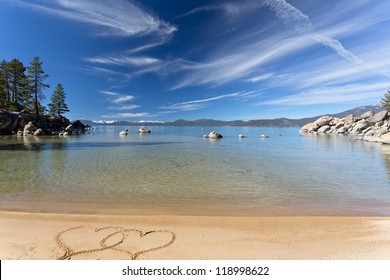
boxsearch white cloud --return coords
[8,0,176,38]
[264,0,360,63]
[84,55,161,67]
[101,112,150,118]
[101,91,134,103]
[108,105,141,110]
[160,91,259,112]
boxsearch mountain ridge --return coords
[80,105,384,127]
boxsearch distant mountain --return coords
[80,105,385,128]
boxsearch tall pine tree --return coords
[27,56,49,117]
[49,83,69,118]
[0,59,10,108]
[7,58,27,111]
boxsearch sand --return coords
[1,211,390,260]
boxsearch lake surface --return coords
[1,126,390,216]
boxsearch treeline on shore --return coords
[0,56,68,118]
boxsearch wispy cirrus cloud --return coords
[264,0,360,64]
[101,112,151,118]
[166,0,390,93]
[101,90,135,103]
[7,0,177,38]
[84,55,161,67]
[175,1,263,19]
[107,105,141,111]
[160,91,260,113]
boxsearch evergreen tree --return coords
[0,59,9,108]
[381,90,390,112]
[48,83,69,118]
[8,58,27,108]
[27,56,49,117]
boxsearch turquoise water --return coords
[0,126,390,216]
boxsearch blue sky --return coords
[1,0,390,121]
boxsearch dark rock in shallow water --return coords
[0,111,86,136]
[0,110,19,135]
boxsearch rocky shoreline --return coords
[0,110,88,136]
[300,110,390,144]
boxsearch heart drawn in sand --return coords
[55,226,176,260]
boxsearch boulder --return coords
[260,134,269,138]
[344,114,355,124]
[360,111,375,119]
[33,128,44,136]
[17,130,23,136]
[119,130,128,136]
[381,132,390,139]
[209,131,223,139]
[318,125,331,133]
[301,122,319,132]
[337,127,348,134]
[23,121,38,136]
[238,134,245,138]
[0,110,19,134]
[373,127,389,137]
[333,122,344,129]
[351,120,369,134]
[314,116,333,127]
[367,111,388,123]
[138,128,151,133]
[72,120,86,131]
[65,124,74,132]
[329,117,342,126]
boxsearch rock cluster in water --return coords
[0,110,88,136]
[300,110,390,144]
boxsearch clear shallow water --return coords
[0,126,390,216]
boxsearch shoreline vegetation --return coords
[0,56,85,136]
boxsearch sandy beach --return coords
[1,211,390,260]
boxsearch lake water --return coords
[1,126,390,216]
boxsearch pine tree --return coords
[48,83,69,118]
[7,58,27,111]
[27,56,49,117]
[0,59,9,108]
[381,90,390,112]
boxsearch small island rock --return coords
[138,128,151,133]
[209,131,223,139]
